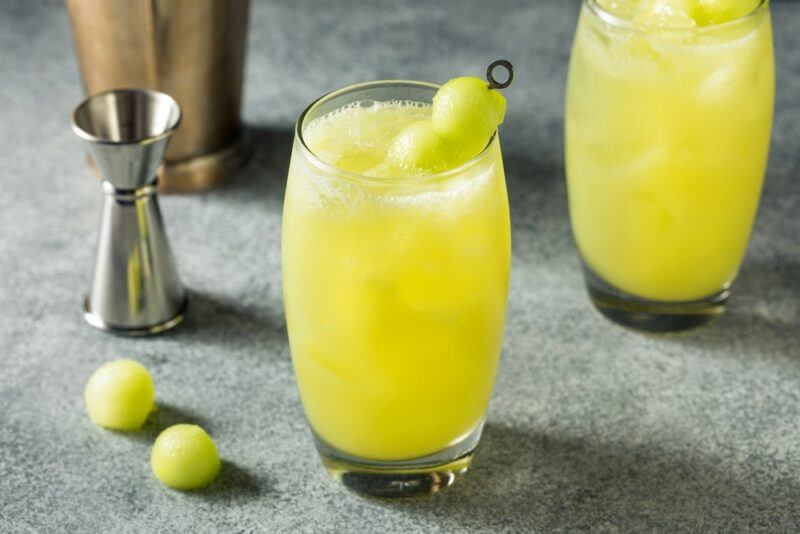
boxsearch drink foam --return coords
[303,100,432,179]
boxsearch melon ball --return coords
[151,424,221,490]
[431,76,506,160]
[84,359,155,431]
[387,120,458,174]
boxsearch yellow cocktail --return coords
[566,0,774,330]
[282,80,511,495]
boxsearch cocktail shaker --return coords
[66,0,250,193]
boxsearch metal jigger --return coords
[71,89,188,335]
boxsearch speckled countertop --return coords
[1,0,799,532]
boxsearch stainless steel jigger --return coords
[71,89,188,335]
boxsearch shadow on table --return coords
[217,124,295,204]
[502,137,577,271]
[153,125,294,353]
[189,460,266,503]
[116,403,210,444]
[163,290,287,355]
[505,139,567,218]
[387,423,799,530]
[663,258,800,360]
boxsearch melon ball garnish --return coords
[431,75,507,161]
[383,60,513,175]
[84,359,155,431]
[387,120,457,174]
[151,424,221,490]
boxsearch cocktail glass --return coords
[565,0,774,331]
[282,81,511,497]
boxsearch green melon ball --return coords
[151,424,221,490]
[431,76,506,160]
[84,359,155,431]
[387,120,458,174]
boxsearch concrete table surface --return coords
[1,0,798,532]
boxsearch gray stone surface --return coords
[1,0,798,532]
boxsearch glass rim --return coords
[294,79,498,187]
[584,0,768,33]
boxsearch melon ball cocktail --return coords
[282,63,513,497]
[566,0,774,331]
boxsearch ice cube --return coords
[635,0,697,28]
[696,63,739,103]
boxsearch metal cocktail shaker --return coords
[65,0,250,193]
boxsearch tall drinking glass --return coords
[565,1,774,331]
[282,81,511,497]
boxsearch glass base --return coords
[314,421,483,498]
[583,264,729,332]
